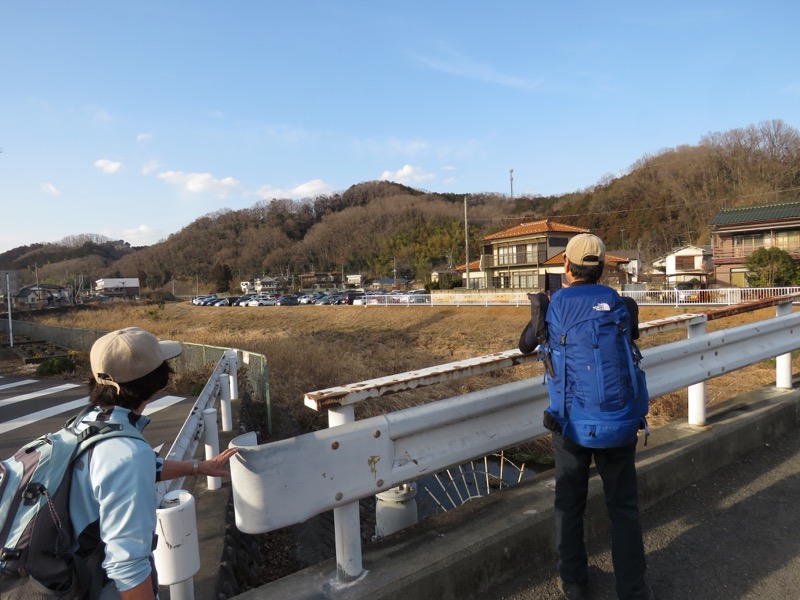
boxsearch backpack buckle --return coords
[22,482,45,505]
[1,547,21,560]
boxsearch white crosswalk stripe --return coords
[143,395,186,415]
[0,381,188,438]
[0,379,38,391]
[0,383,81,406]
[0,397,90,435]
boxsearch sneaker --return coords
[558,578,590,600]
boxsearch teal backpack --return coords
[0,406,145,599]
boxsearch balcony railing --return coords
[480,252,547,268]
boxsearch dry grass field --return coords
[8,299,794,586]
[18,300,794,441]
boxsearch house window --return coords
[774,231,800,253]
[733,233,768,257]
[675,256,695,270]
[549,237,568,248]
[731,270,748,287]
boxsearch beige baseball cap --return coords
[565,233,606,266]
[91,327,182,391]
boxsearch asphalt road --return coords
[484,429,800,600]
[0,373,195,459]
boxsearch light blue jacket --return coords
[70,406,163,593]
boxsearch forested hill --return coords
[4,119,800,291]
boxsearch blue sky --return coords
[2,1,800,254]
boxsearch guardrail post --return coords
[687,321,707,426]
[203,408,222,490]
[225,349,239,400]
[219,374,233,432]
[328,405,364,581]
[153,490,200,600]
[776,302,793,388]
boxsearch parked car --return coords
[192,294,217,305]
[233,293,257,306]
[352,293,370,305]
[316,293,341,305]
[299,292,325,304]
[247,296,277,306]
[212,298,232,306]
[276,295,299,306]
[336,291,366,305]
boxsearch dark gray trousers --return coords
[552,434,648,600]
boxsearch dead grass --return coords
[22,301,796,441]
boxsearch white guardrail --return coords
[228,296,800,584]
[153,349,238,600]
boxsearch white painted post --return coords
[687,320,707,426]
[225,350,239,400]
[328,404,363,581]
[203,408,222,490]
[776,302,793,388]
[153,490,200,600]
[219,374,233,432]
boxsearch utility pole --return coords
[464,197,470,290]
[5,273,13,347]
[509,168,514,200]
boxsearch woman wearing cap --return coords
[70,327,238,599]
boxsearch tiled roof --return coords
[483,220,589,241]
[711,201,800,226]
[454,259,481,272]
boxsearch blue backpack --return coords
[541,284,649,448]
[0,406,145,599]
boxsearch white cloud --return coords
[158,170,241,198]
[141,159,161,175]
[41,182,61,196]
[116,224,162,247]
[256,179,333,200]
[95,159,123,174]
[136,133,152,142]
[413,45,541,91]
[380,165,436,185]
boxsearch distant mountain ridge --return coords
[4,119,799,292]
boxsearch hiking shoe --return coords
[558,578,590,600]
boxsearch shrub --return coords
[36,356,77,376]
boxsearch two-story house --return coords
[662,245,713,287]
[456,220,630,290]
[711,201,800,287]
[478,220,590,289]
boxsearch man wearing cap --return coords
[519,234,653,600]
[70,327,238,599]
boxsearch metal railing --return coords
[228,295,800,585]
[0,320,270,434]
[334,287,800,307]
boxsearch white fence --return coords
[228,296,800,585]
[339,286,800,307]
